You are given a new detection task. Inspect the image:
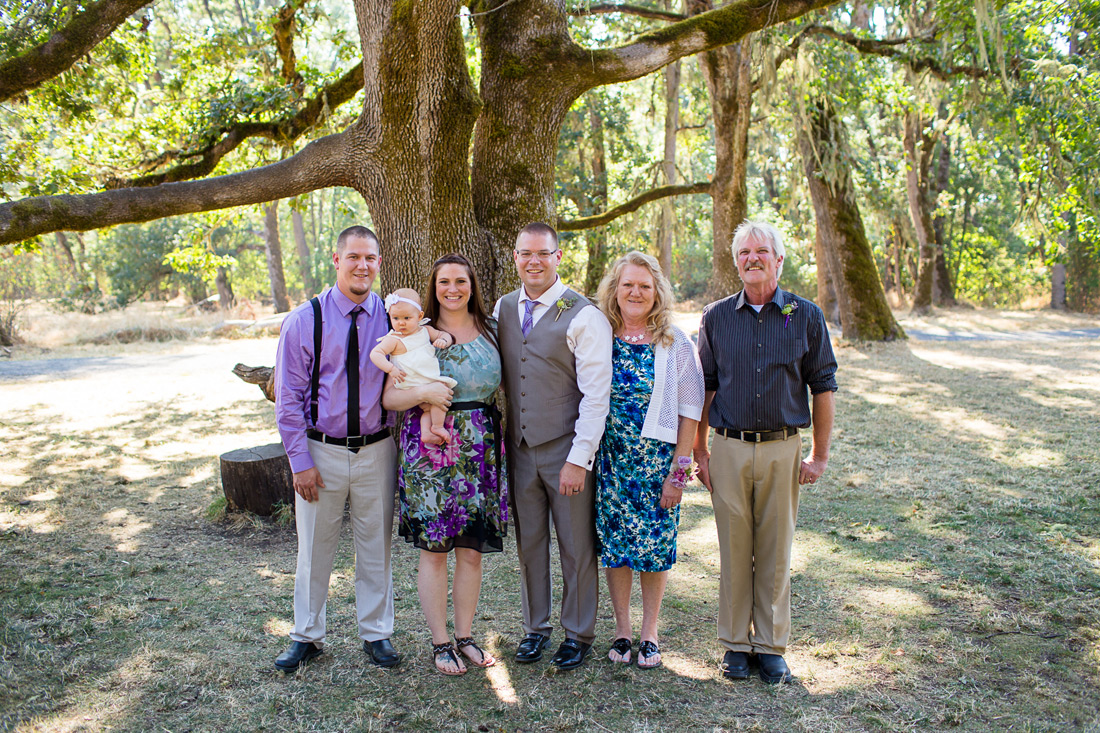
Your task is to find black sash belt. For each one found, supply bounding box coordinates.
[715,426,798,443]
[307,428,390,448]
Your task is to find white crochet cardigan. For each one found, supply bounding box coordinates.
[639,325,705,443]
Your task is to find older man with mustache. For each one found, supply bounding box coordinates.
[693,220,838,684]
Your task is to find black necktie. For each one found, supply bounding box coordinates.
[347,307,361,438]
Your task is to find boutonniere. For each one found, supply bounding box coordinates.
[554,297,577,321]
[781,301,799,328]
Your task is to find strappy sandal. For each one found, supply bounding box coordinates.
[608,637,632,664]
[455,636,496,668]
[432,641,467,676]
[637,640,662,669]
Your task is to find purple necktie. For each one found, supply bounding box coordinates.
[521,299,537,337]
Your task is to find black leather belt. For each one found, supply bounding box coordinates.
[307,428,390,448]
[715,426,798,443]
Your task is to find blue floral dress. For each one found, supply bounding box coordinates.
[398,333,507,553]
[596,338,678,572]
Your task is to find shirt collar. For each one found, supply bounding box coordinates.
[330,285,380,317]
[520,276,566,307]
[735,286,787,311]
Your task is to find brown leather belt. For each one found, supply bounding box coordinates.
[715,426,798,443]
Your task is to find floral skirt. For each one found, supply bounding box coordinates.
[398,404,507,553]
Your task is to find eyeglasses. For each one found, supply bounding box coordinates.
[515,249,559,261]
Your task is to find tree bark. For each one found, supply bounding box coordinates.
[797,96,904,341]
[1051,263,1067,310]
[931,131,956,306]
[657,56,680,279]
[583,101,610,296]
[814,228,840,325]
[905,110,936,314]
[0,0,155,103]
[692,11,751,299]
[291,204,316,298]
[263,201,292,313]
[219,443,294,515]
[216,265,235,310]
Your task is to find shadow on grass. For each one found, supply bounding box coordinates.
[2,338,1100,731]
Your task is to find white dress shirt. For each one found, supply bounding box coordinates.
[494,277,612,469]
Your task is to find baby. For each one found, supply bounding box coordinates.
[369,288,457,445]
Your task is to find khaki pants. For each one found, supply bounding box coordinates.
[290,437,397,645]
[709,431,801,655]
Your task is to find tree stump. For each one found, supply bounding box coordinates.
[220,443,294,516]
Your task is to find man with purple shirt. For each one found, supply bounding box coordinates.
[273,226,427,671]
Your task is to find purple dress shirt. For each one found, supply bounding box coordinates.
[275,286,390,473]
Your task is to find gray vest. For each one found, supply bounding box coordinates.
[499,287,593,447]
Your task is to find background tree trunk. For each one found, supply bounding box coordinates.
[694,25,751,299]
[905,110,936,314]
[291,203,316,298]
[262,200,292,313]
[583,101,610,296]
[1051,263,1067,310]
[931,131,957,305]
[215,265,235,310]
[798,96,904,341]
[657,57,680,279]
[814,228,840,325]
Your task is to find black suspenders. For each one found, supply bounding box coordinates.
[308,295,386,431]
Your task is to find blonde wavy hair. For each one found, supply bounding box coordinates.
[596,251,676,348]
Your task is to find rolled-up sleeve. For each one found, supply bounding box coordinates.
[275,309,315,473]
[803,308,838,395]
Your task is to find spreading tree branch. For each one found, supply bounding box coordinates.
[569,3,685,21]
[762,24,990,87]
[0,0,154,103]
[558,181,711,230]
[0,133,355,245]
[106,63,364,188]
[579,0,840,88]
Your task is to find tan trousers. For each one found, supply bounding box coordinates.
[291,437,397,645]
[509,433,599,645]
[710,431,801,655]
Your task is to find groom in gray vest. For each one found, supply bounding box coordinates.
[495,222,612,670]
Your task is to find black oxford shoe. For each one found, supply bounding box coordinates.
[274,641,322,672]
[365,638,401,667]
[721,650,751,680]
[549,639,591,670]
[515,633,551,663]
[757,653,793,684]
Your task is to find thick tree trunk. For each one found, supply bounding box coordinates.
[797,96,903,341]
[262,200,292,313]
[694,23,751,299]
[814,228,840,325]
[291,204,316,298]
[657,58,680,279]
[1051,263,1067,310]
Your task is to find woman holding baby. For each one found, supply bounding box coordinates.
[381,253,506,676]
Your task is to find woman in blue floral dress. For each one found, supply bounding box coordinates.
[595,252,705,669]
[382,254,506,676]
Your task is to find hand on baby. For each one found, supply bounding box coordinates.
[390,366,408,383]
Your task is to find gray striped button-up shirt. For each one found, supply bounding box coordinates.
[698,287,837,432]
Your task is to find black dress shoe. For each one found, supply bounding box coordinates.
[550,639,591,670]
[365,638,401,667]
[274,641,322,671]
[515,633,551,663]
[721,650,751,680]
[757,653,793,684]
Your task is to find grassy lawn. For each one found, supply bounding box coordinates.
[1,311,1098,731]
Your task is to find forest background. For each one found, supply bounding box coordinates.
[0,0,1097,338]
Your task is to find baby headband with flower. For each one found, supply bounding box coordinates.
[383,293,422,312]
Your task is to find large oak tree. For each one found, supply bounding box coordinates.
[0,0,837,298]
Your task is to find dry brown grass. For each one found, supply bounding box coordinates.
[1,307,1098,732]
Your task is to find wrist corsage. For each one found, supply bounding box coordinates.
[669,455,694,489]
